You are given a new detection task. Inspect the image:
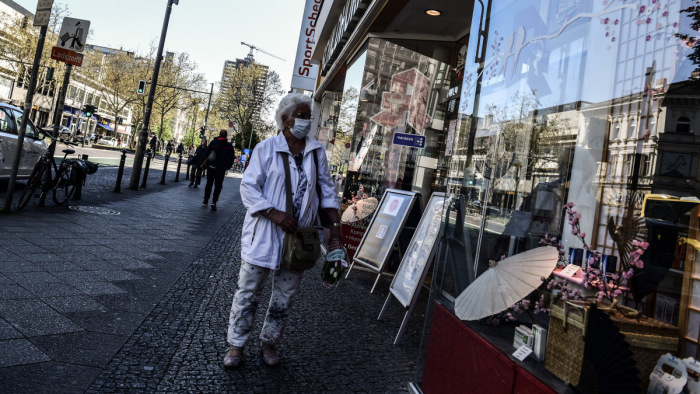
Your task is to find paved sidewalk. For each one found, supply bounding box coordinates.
[0,171,429,392]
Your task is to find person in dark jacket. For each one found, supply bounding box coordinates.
[176,142,184,156]
[149,135,158,156]
[189,139,207,188]
[201,130,235,211]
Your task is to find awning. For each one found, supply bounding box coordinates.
[97,123,114,131]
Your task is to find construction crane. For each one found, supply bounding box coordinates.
[241,42,286,62]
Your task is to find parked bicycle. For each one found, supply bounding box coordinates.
[17,132,97,210]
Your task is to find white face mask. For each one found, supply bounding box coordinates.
[289,118,311,139]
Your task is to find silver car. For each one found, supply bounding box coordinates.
[0,103,49,180]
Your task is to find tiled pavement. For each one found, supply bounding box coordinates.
[0,168,429,392]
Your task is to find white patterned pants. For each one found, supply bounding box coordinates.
[227,261,304,348]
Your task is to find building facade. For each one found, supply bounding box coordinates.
[304,0,700,391]
[219,54,269,132]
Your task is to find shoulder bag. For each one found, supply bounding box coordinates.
[280,151,321,271]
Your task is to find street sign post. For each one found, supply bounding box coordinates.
[56,17,90,53]
[37,0,54,9]
[392,132,426,148]
[33,0,53,27]
[50,46,83,67]
[33,10,51,27]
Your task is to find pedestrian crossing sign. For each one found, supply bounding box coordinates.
[56,17,90,53]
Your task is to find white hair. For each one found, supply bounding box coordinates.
[275,93,313,131]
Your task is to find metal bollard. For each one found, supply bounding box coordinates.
[160,153,170,185]
[113,150,128,193]
[175,154,182,182]
[141,151,152,188]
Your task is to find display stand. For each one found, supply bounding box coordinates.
[346,189,419,293]
[378,192,446,344]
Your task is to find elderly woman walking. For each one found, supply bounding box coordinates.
[224,93,343,368]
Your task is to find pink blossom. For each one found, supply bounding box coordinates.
[579,232,586,238]
[622,269,634,280]
[572,228,579,235]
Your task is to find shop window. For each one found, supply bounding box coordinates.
[419,2,700,392]
[677,117,691,133]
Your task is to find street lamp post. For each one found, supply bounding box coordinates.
[128,0,178,190]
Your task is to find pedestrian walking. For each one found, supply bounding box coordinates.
[200,130,234,211]
[149,135,158,156]
[189,139,207,188]
[223,93,342,369]
[176,142,184,156]
[166,141,173,156]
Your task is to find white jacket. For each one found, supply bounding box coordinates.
[240,132,339,269]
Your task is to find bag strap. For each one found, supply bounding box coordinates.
[282,153,294,217]
[312,149,321,201]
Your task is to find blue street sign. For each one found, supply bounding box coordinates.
[393,132,426,148]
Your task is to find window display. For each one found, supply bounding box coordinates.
[419,0,700,392]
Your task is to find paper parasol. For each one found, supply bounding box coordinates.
[454,246,559,321]
[341,197,378,223]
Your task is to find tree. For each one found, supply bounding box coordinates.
[677,4,700,77]
[214,64,284,139]
[153,52,204,140]
[0,4,71,110]
[330,87,359,171]
[232,121,251,153]
[95,50,140,141]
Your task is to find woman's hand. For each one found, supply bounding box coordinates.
[268,209,298,233]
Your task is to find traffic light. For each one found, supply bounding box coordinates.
[83,104,96,118]
[199,127,205,139]
[137,80,146,94]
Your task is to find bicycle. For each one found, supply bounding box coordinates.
[17,132,81,210]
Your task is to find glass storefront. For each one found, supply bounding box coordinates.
[336,39,451,207]
[415,0,700,391]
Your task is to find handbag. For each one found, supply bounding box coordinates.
[280,151,321,271]
[207,150,217,168]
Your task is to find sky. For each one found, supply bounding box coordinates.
[12,0,307,91]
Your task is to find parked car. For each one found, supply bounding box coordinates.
[468,200,502,217]
[41,125,71,138]
[97,136,117,146]
[0,103,49,180]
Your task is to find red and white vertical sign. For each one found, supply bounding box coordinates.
[290,0,321,92]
